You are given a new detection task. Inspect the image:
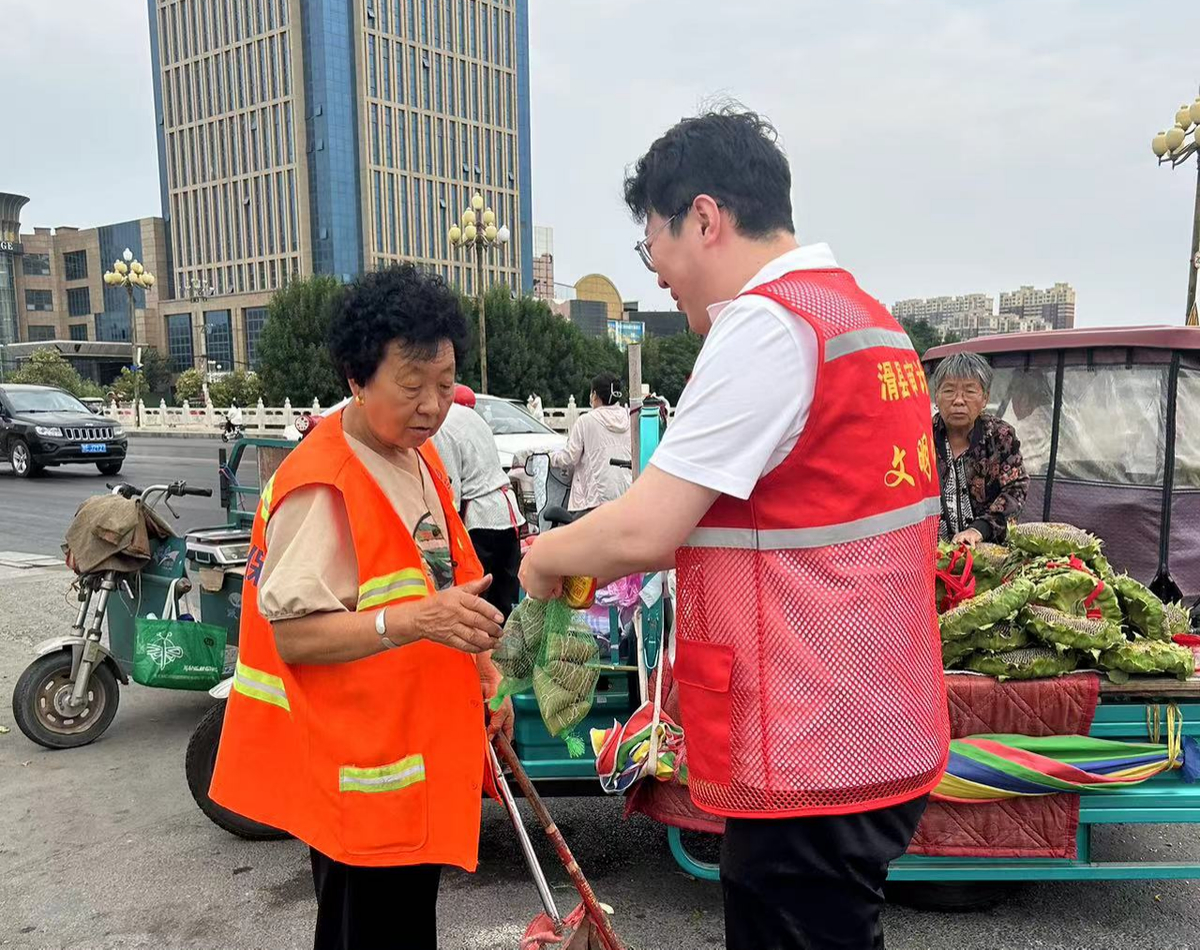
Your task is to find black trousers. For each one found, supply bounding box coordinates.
[721,795,928,950]
[468,526,521,621]
[310,849,443,950]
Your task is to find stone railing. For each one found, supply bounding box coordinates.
[104,392,671,436]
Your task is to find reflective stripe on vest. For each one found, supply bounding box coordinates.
[259,475,277,524]
[824,327,914,362]
[357,567,429,611]
[684,496,941,550]
[232,659,290,712]
[339,753,426,793]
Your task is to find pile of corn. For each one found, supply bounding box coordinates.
[936,523,1196,681]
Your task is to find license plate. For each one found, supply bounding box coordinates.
[81,443,107,454]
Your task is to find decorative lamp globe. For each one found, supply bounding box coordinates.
[484,224,497,242]
[1152,131,1169,157]
[122,248,133,263]
[143,273,155,288]
[1191,98,1200,126]
[1176,105,1194,129]
[496,225,510,245]
[448,224,462,245]
[462,209,476,227]
[471,193,484,211]
[482,209,496,226]
[463,224,477,243]
[115,260,129,275]
[1166,125,1186,151]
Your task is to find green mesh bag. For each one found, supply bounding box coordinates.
[1008,522,1102,560]
[942,619,1031,669]
[939,578,1034,641]
[491,596,548,696]
[1098,637,1196,682]
[1019,604,1125,653]
[1112,574,1168,642]
[1031,570,1122,624]
[1165,601,1193,638]
[962,646,1080,680]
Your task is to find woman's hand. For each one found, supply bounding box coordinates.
[404,576,505,654]
[952,528,984,549]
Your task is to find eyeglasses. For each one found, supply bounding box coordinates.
[634,212,680,272]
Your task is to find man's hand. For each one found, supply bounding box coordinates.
[518,540,563,601]
[403,576,505,654]
[952,528,984,549]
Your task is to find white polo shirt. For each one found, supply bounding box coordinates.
[649,244,838,500]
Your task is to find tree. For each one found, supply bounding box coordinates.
[9,348,103,398]
[174,368,207,404]
[255,275,348,405]
[110,347,173,404]
[900,319,958,358]
[642,332,703,405]
[209,370,264,407]
[457,287,626,405]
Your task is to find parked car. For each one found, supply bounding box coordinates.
[0,384,128,478]
[322,391,566,469]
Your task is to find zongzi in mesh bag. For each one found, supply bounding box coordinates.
[1098,637,1196,682]
[1019,604,1125,653]
[1008,522,1102,560]
[962,646,1080,680]
[939,578,1034,641]
[1031,569,1122,624]
[1112,574,1169,641]
[491,597,601,757]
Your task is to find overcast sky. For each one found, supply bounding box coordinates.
[3,0,1199,325]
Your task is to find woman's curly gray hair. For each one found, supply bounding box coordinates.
[929,352,993,396]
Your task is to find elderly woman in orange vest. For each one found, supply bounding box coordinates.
[210,264,511,950]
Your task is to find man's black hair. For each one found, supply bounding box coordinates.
[623,106,795,238]
[328,263,470,387]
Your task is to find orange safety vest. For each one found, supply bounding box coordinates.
[209,410,488,868]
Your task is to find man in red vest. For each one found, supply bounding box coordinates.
[521,108,950,949]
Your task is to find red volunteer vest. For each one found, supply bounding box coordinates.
[209,411,488,868]
[674,268,950,818]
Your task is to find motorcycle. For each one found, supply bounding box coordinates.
[219,412,245,443]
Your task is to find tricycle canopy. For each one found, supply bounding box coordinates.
[924,326,1200,603]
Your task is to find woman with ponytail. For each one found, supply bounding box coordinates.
[549,372,633,515]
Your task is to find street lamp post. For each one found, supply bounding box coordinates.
[1151,92,1200,323]
[103,248,155,427]
[189,278,216,377]
[448,192,510,394]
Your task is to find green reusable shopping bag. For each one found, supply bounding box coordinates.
[132,580,226,689]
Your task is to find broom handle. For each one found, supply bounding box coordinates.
[493,734,626,950]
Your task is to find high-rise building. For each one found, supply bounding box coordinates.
[999,283,1076,331]
[146,0,533,369]
[532,224,553,299]
[0,193,29,353]
[891,293,993,332]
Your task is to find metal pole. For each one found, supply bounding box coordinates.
[127,284,140,428]
[476,239,489,394]
[1187,153,1200,323]
[628,342,643,480]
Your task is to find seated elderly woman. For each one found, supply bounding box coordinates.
[931,351,1030,547]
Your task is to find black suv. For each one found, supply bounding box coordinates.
[0,384,128,478]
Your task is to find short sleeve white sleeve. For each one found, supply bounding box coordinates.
[648,299,817,500]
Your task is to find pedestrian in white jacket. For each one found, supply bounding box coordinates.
[552,373,632,514]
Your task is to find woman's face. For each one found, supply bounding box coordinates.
[353,339,456,449]
[935,376,987,430]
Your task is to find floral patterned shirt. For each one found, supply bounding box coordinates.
[933,412,1030,543]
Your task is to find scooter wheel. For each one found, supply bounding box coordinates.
[185,701,291,841]
[11,650,120,749]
